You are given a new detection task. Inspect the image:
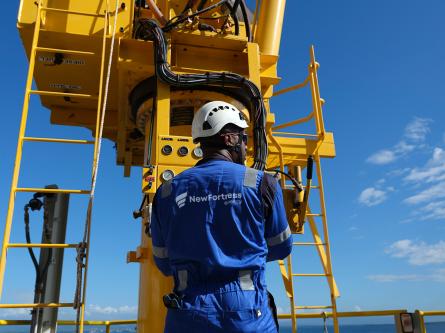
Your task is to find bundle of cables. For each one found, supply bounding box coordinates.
[134,19,268,170]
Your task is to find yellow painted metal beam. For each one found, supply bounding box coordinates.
[7,243,78,248]
[0,303,73,308]
[278,309,408,319]
[15,187,90,194]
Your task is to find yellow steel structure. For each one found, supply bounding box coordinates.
[2,0,344,332]
[0,0,116,332]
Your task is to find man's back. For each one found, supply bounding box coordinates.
[153,159,268,281]
[151,158,292,332]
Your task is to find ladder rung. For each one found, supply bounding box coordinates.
[292,273,329,277]
[16,188,91,195]
[23,137,95,144]
[40,7,106,18]
[7,243,78,249]
[0,303,73,309]
[29,90,97,99]
[293,242,325,246]
[295,305,333,310]
[306,213,323,217]
[35,46,95,56]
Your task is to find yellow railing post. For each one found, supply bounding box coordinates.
[0,0,44,298]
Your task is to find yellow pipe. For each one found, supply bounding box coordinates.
[0,0,44,299]
[0,319,137,325]
[15,188,90,194]
[35,47,96,55]
[40,7,106,17]
[278,309,408,319]
[0,303,73,309]
[254,0,286,56]
[272,113,314,131]
[421,311,445,316]
[272,131,318,137]
[287,255,297,333]
[273,76,310,97]
[8,243,78,248]
[29,90,96,99]
[23,137,95,144]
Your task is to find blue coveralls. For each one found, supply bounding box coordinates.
[151,159,292,332]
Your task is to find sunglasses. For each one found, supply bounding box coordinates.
[222,132,248,144]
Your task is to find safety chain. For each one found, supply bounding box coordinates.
[74,241,87,333]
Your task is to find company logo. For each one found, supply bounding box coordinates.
[175,192,242,209]
[175,192,188,208]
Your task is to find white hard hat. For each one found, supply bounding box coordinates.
[191,101,249,143]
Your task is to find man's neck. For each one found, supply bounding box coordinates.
[202,149,236,163]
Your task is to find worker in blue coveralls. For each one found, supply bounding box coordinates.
[150,100,292,332]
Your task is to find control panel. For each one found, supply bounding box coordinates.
[142,135,202,193]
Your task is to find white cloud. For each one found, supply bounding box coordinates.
[87,304,137,315]
[354,305,362,311]
[404,117,432,142]
[367,150,396,165]
[385,240,445,265]
[366,118,432,165]
[367,274,423,282]
[367,269,445,283]
[404,148,445,184]
[358,187,387,206]
[394,141,416,154]
[420,201,445,221]
[404,181,445,205]
[349,226,358,231]
[0,308,29,319]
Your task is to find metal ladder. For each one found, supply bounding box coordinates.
[279,159,340,333]
[0,1,111,332]
[270,47,340,333]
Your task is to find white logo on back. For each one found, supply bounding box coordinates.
[175,192,188,208]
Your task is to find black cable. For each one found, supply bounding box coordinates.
[197,0,208,10]
[238,0,251,41]
[224,1,239,36]
[24,205,40,283]
[136,19,268,169]
[266,169,303,192]
[163,0,228,32]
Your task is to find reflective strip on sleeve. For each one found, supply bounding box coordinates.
[161,180,172,198]
[243,168,258,188]
[239,270,255,291]
[266,226,291,247]
[177,270,188,291]
[152,245,169,259]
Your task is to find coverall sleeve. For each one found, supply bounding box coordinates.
[264,180,292,262]
[150,190,173,276]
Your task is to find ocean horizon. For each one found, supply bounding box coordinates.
[1,321,444,332]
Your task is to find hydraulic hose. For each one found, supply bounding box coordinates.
[138,19,268,170]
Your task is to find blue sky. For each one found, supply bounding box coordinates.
[0,0,444,326]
